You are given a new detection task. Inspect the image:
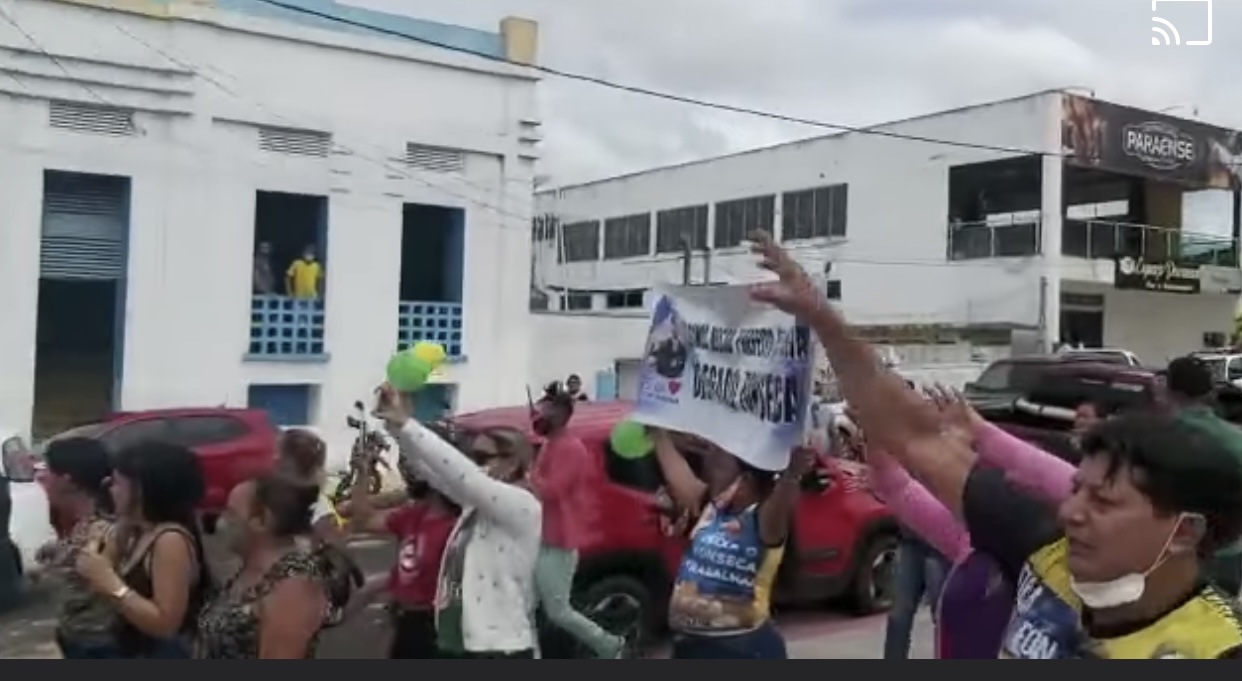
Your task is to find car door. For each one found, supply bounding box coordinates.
[787,459,856,598]
[166,415,252,512]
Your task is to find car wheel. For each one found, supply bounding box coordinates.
[850,533,898,615]
[547,574,651,658]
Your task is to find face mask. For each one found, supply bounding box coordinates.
[1069,513,1195,609]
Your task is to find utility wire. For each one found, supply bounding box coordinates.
[251,0,1060,159]
[0,2,112,104]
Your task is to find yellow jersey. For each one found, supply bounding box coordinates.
[1000,538,1242,659]
[287,258,321,299]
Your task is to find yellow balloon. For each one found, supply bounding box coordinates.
[412,341,447,367]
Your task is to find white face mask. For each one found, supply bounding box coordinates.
[1069,513,1195,609]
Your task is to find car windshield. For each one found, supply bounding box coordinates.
[973,362,1042,392]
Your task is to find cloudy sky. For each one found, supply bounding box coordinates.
[351,0,1235,191]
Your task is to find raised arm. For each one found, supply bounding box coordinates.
[748,231,976,516]
[975,421,1073,503]
[867,449,971,561]
[923,386,1075,505]
[651,429,708,512]
[387,419,539,535]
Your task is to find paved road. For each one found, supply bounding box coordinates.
[0,536,932,659]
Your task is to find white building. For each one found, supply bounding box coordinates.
[0,0,540,448]
[533,90,1242,396]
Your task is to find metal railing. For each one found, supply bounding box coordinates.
[947,218,1042,260]
[1061,219,1239,267]
[947,217,1239,267]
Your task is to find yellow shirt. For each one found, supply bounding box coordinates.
[1000,538,1242,659]
[287,259,321,299]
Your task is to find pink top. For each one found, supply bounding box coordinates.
[868,421,1075,561]
[530,431,601,550]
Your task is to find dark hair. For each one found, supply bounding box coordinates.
[479,426,535,477]
[252,473,319,538]
[1167,356,1214,400]
[44,437,114,513]
[541,382,576,417]
[567,374,582,382]
[110,441,212,647]
[1081,412,1242,555]
[279,429,327,479]
[737,457,778,498]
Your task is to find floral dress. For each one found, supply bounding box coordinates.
[194,551,325,659]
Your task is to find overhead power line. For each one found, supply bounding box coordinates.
[251,0,1058,159]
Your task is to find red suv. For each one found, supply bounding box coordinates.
[454,401,897,652]
[43,408,279,533]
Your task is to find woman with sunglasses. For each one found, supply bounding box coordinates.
[375,384,542,659]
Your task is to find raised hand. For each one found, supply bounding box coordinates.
[922,383,980,447]
[747,230,830,320]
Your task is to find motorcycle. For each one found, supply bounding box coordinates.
[332,400,391,504]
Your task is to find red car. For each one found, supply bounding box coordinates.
[453,401,898,652]
[43,408,279,534]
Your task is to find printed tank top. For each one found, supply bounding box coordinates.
[669,503,784,636]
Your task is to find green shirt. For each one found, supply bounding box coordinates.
[1177,407,1242,557]
[435,514,477,653]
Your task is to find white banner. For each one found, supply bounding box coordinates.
[630,283,814,471]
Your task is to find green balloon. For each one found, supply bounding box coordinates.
[610,420,653,459]
[387,351,432,392]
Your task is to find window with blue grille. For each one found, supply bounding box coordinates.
[247,384,317,426]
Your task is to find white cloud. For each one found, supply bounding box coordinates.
[347,0,1242,189]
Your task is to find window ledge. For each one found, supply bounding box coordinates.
[242,353,332,364]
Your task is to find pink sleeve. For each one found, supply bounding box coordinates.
[869,457,971,561]
[974,421,1074,503]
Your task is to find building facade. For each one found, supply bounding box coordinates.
[533,91,1242,395]
[0,0,540,444]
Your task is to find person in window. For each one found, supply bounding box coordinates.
[530,387,625,658]
[564,374,590,402]
[650,428,811,659]
[345,458,458,659]
[285,244,322,300]
[252,241,274,295]
[195,473,328,658]
[74,442,210,658]
[747,229,1242,659]
[376,385,542,659]
[37,438,117,658]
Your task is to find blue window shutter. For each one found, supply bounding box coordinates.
[594,370,617,400]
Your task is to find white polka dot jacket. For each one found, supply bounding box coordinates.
[388,420,543,653]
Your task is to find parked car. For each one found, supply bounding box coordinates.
[452,401,898,656]
[1056,347,1144,367]
[43,408,279,534]
[1190,351,1242,387]
[969,359,1161,462]
[0,426,55,612]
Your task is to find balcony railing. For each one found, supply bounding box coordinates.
[947,219,1042,261]
[1061,219,1239,267]
[397,301,464,359]
[249,295,326,359]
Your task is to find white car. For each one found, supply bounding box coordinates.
[0,428,56,578]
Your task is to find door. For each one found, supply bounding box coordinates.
[41,173,128,280]
[615,359,642,400]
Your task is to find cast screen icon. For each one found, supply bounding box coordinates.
[1152,0,1212,46]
